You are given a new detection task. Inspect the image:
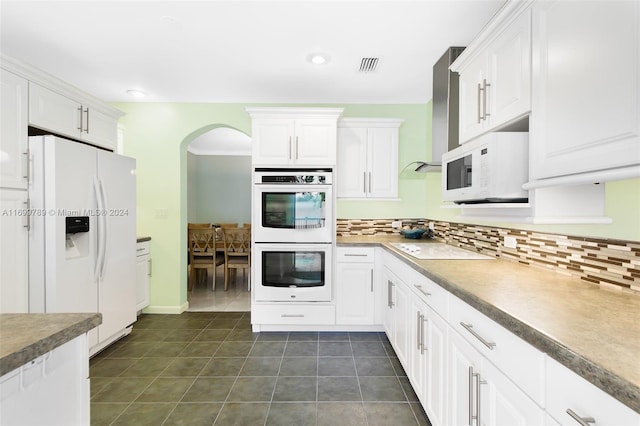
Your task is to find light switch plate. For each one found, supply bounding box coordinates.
[391,221,402,228]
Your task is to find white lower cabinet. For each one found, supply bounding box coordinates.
[382,265,410,368]
[135,240,151,312]
[335,247,375,325]
[0,334,89,425]
[448,326,545,426]
[409,295,448,426]
[545,356,640,426]
[379,249,639,426]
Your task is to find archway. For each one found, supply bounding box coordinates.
[181,124,252,311]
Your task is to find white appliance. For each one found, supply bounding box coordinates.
[28,135,137,355]
[253,243,332,302]
[442,132,529,204]
[253,168,333,243]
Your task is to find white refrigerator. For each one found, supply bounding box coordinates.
[29,135,137,355]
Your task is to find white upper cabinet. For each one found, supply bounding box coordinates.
[529,0,640,181]
[337,118,403,199]
[454,4,532,144]
[247,107,343,166]
[29,83,119,151]
[1,69,29,190]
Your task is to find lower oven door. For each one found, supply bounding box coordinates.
[254,243,332,302]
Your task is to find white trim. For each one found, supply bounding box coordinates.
[142,302,189,315]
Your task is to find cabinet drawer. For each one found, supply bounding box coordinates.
[252,304,336,325]
[136,241,150,257]
[336,247,375,262]
[405,267,448,321]
[545,356,639,426]
[449,294,545,406]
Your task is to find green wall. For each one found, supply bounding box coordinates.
[114,101,639,313]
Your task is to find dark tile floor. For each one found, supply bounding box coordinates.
[90,312,431,426]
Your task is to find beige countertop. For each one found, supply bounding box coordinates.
[0,313,102,376]
[337,235,640,413]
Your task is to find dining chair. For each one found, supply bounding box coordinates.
[217,223,239,229]
[221,227,251,291]
[188,227,224,291]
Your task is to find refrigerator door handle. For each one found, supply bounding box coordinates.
[98,178,109,281]
[93,177,104,282]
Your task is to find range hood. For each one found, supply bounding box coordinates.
[420,47,466,172]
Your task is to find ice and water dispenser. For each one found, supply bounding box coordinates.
[65,216,89,259]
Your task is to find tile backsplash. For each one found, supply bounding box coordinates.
[337,218,640,294]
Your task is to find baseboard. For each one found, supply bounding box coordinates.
[142,302,189,315]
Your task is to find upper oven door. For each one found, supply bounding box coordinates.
[253,184,333,243]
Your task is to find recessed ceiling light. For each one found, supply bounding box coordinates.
[308,53,329,65]
[126,89,146,98]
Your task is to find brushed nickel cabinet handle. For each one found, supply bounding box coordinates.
[468,366,474,426]
[23,199,30,231]
[344,253,368,257]
[483,79,491,119]
[368,172,372,193]
[421,316,428,354]
[77,106,83,131]
[282,314,304,318]
[477,83,482,124]
[148,258,152,277]
[288,137,292,160]
[363,172,367,193]
[460,322,496,350]
[23,149,30,181]
[84,107,90,133]
[416,311,422,350]
[566,409,596,426]
[413,284,432,297]
[370,269,374,293]
[295,136,299,160]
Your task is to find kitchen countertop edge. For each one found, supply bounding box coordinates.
[337,236,640,414]
[0,313,102,376]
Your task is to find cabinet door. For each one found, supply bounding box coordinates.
[294,119,337,165]
[81,107,117,151]
[337,127,367,198]
[481,359,545,426]
[1,70,28,190]
[530,0,640,179]
[425,307,448,426]
[393,279,411,369]
[448,328,482,426]
[367,127,398,198]
[135,255,150,311]
[487,9,531,129]
[251,119,294,165]
[29,82,82,139]
[335,262,374,324]
[382,267,397,341]
[458,54,489,143]
[408,299,428,403]
[0,189,29,313]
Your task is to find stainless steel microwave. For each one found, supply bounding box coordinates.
[441,133,529,204]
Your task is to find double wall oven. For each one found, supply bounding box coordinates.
[253,168,333,302]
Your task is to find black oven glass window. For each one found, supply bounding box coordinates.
[446,154,473,190]
[262,251,325,287]
[262,192,326,229]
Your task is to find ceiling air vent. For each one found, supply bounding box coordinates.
[359,57,379,73]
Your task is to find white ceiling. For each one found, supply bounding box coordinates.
[0,0,505,104]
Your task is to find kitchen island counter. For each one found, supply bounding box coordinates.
[0,313,102,375]
[337,235,640,413]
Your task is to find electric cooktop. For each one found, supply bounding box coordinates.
[390,243,495,260]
